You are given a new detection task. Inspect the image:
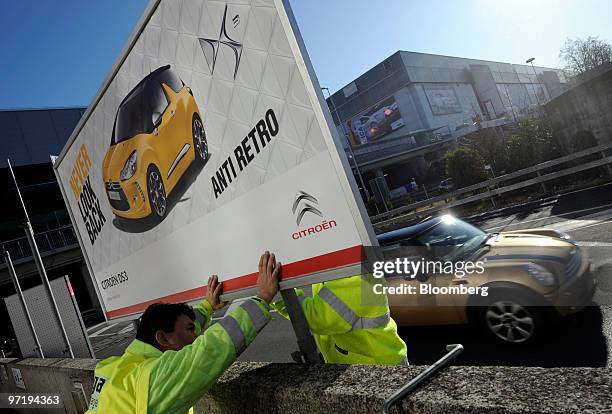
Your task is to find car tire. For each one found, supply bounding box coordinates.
[469,290,549,345]
[147,165,167,219]
[192,113,208,163]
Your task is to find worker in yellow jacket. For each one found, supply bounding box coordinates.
[273,275,407,365]
[86,251,280,414]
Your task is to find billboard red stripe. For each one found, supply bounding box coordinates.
[106,245,363,319]
[106,286,207,319]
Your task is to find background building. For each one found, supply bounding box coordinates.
[0,107,105,344]
[326,51,568,200]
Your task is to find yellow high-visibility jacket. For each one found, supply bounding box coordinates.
[273,275,407,365]
[86,297,270,413]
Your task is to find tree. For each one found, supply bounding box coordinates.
[445,147,487,188]
[559,36,612,75]
[424,158,446,183]
[460,128,503,166]
[505,117,563,171]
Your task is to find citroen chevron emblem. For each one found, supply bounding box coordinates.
[199,5,243,80]
[292,191,323,225]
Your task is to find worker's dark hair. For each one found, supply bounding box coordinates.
[135,302,196,350]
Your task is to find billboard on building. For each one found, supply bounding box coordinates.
[424,86,462,115]
[54,0,374,319]
[345,96,405,146]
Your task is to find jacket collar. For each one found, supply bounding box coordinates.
[125,339,163,358]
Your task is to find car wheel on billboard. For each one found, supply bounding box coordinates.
[147,165,167,219]
[192,114,208,163]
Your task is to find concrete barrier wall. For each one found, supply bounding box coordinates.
[546,66,612,148]
[1,358,611,413]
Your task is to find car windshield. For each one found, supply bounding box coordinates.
[415,216,487,261]
[113,83,149,145]
[113,80,168,145]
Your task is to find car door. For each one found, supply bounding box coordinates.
[419,224,474,325]
[428,270,466,325]
[148,82,179,187]
[382,242,438,326]
[157,70,191,187]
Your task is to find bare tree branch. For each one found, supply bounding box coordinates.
[559,36,612,76]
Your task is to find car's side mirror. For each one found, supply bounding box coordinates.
[152,112,162,128]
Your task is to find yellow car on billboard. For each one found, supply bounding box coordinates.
[103,65,208,220]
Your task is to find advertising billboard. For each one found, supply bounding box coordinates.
[345,95,405,146]
[54,0,375,319]
[423,85,462,115]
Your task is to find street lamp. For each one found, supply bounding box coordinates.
[525,57,542,110]
[322,87,371,200]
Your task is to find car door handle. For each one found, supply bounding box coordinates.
[170,109,175,117]
[451,278,468,285]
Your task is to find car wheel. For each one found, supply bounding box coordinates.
[147,165,167,218]
[484,300,540,343]
[470,291,547,345]
[192,114,208,162]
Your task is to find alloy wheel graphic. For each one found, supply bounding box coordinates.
[199,5,243,79]
[193,116,208,160]
[148,168,167,217]
[292,191,323,225]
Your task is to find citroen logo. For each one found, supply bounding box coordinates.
[199,5,243,80]
[292,191,323,225]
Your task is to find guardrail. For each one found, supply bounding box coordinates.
[372,143,612,231]
[0,226,79,264]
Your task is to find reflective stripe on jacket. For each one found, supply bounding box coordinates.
[273,275,407,365]
[86,298,270,413]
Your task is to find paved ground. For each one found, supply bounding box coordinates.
[89,184,612,367]
[87,319,138,359]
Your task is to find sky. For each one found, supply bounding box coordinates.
[1,0,611,109]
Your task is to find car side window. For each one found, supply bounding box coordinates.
[381,241,426,261]
[157,69,183,93]
[149,85,169,118]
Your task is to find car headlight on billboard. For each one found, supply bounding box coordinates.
[120,151,137,181]
[525,263,557,287]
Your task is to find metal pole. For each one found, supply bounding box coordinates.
[382,344,464,414]
[528,60,542,110]
[3,249,44,358]
[323,88,371,200]
[280,289,323,364]
[7,159,31,223]
[64,275,96,358]
[8,159,75,358]
[23,222,75,358]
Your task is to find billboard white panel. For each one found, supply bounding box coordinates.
[54,0,374,318]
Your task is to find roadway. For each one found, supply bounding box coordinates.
[89,183,612,367]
